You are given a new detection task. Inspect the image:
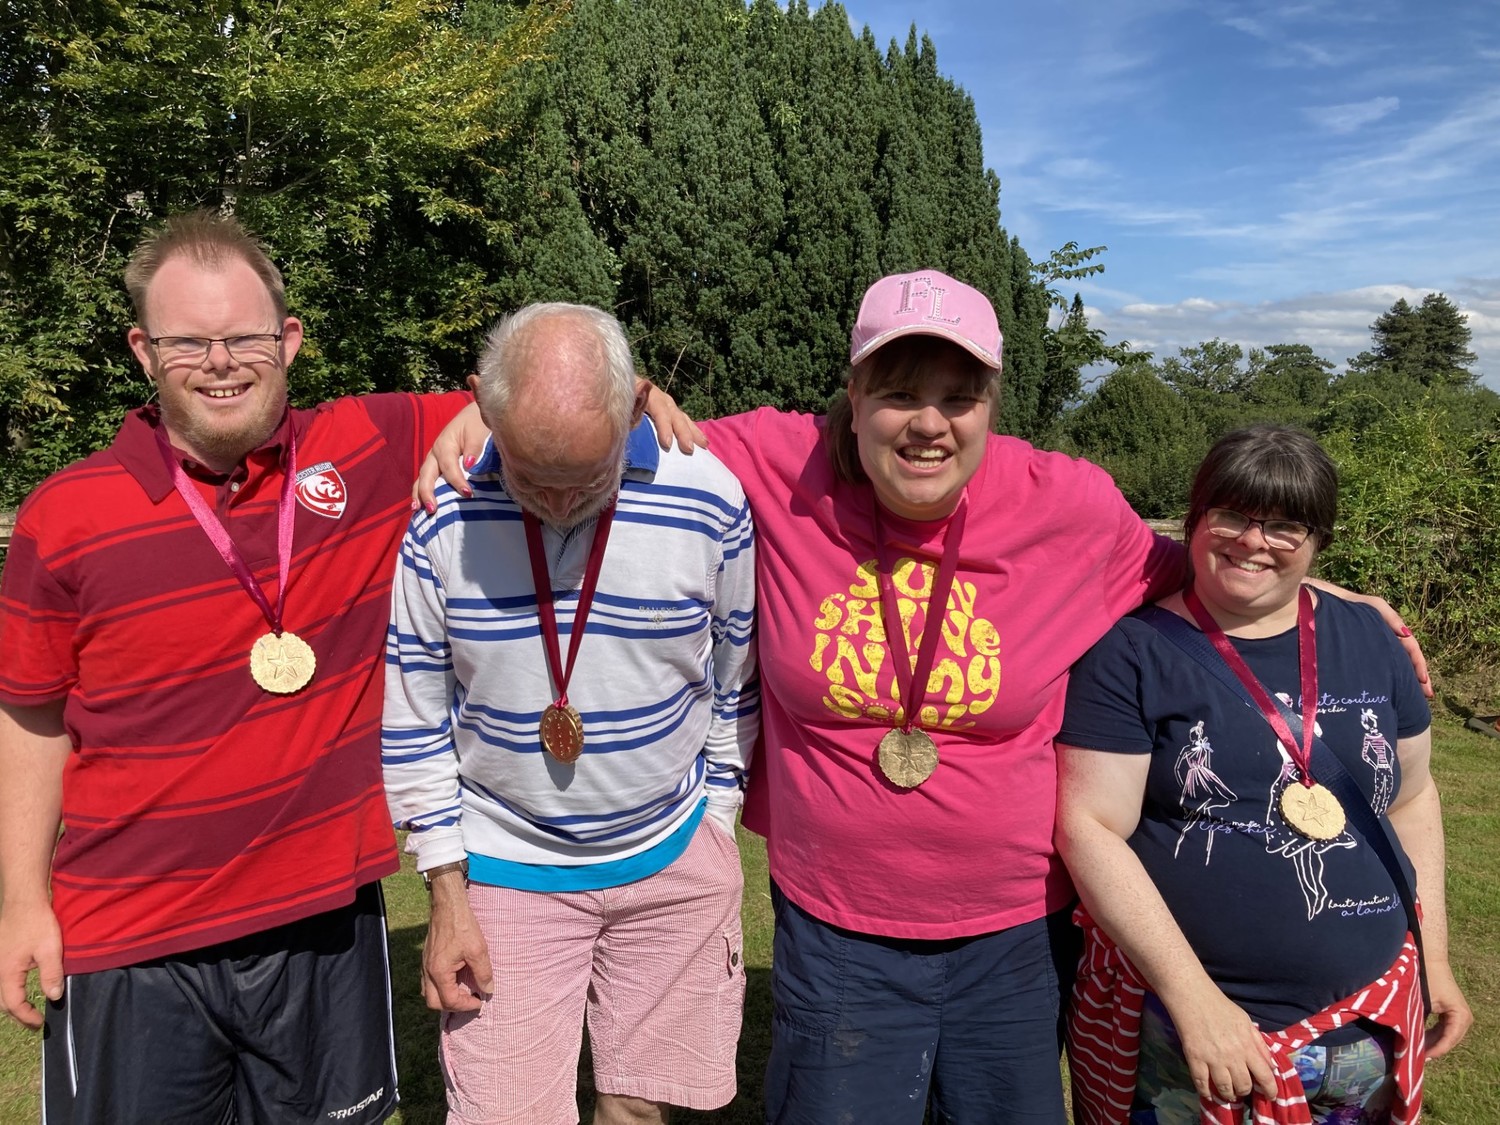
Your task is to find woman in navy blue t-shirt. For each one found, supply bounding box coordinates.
[1056,425,1470,1124]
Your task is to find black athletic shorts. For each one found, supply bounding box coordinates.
[41,881,397,1125]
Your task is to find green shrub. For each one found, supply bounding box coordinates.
[1319,401,1500,671]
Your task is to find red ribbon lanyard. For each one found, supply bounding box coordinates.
[1184,585,1319,788]
[154,424,297,636]
[872,496,969,734]
[523,503,617,710]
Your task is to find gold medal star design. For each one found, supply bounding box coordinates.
[251,632,315,693]
[1303,790,1334,826]
[263,638,306,684]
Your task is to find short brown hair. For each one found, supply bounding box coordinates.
[1186,424,1338,550]
[825,336,999,484]
[124,210,288,329]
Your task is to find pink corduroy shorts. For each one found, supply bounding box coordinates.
[440,819,746,1124]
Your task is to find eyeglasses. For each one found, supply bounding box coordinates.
[148,333,283,365]
[1204,507,1313,550]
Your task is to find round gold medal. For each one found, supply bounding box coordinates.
[249,630,316,694]
[1280,782,1346,840]
[877,728,938,789]
[540,703,585,764]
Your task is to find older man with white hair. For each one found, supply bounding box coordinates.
[382,302,758,1125]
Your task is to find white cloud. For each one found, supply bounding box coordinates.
[1298,88,1500,202]
[1039,157,1112,182]
[1091,282,1500,387]
[1304,96,1399,133]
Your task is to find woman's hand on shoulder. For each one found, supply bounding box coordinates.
[640,380,708,454]
[1303,579,1431,698]
[415,400,488,513]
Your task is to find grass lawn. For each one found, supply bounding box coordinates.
[1,715,1494,1122]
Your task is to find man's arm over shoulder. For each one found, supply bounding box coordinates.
[0,699,70,1029]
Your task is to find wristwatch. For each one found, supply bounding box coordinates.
[420,860,469,890]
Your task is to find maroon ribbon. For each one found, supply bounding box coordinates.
[1184,585,1319,788]
[872,496,969,733]
[523,504,617,712]
[154,424,297,636]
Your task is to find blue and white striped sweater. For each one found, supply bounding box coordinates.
[382,424,759,878]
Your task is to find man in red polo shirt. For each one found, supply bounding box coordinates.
[0,211,470,1123]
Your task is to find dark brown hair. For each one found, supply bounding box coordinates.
[825,336,999,484]
[1186,424,1338,550]
[124,210,288,328]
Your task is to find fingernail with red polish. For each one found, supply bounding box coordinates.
[463,455,476,470]
[425,502,436,515]
[1399,626,1413,637]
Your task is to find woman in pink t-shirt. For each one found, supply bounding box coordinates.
[421,277,1424,1125]
[693,271,1184,1124]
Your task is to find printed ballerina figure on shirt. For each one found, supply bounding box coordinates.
[1360,708,1395,816]
[1264,693,1355,920]
[1173,720,1237,863]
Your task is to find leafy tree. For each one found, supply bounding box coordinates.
[1347,292,1478,389]
[0,0,564,506]
[1240,344,1333,427]
[1324,293,1489,436]
[742,0,885,413]
[1031,244,1139,441]
[1160,339,1250,399]
[492,2,1055,427]
[1321,408,1500,666]
[1063,360,1207,517]
[2,0,1070,508]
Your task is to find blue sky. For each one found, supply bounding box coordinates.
[838,0,1500,387]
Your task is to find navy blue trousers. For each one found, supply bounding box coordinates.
[764,880,1077,1125]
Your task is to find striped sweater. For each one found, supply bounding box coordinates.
[381,423,758,882]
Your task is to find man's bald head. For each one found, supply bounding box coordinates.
[471,304,642,527]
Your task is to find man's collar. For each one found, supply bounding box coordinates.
[109,405,294,502]
[622,417,661,475]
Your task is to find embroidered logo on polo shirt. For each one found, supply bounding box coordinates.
[295,461,347,519]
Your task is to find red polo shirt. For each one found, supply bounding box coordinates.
[0,391,467,973]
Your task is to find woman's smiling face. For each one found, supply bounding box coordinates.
[849,363,992,522]
[1188,508,1318,633]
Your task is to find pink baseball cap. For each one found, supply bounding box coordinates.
[849,269,1002,370]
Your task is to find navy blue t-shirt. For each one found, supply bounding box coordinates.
[1059,592,1430,1033]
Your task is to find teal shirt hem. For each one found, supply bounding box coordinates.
[467,800,705,892]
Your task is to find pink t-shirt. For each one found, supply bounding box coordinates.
[702,408,1183,939]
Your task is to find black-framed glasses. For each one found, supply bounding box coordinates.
[147,333,283,365]
[1205,507,1313,550]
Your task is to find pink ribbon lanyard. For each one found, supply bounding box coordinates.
[154,425,297,635]
[523,503,617,710]
[872,496,968,734]
[1184,585,1319,787]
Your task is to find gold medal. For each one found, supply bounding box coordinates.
[540,703,584,764]
[249,630,316,694]
[878,728,938,789]
[1280,782,1346,840]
